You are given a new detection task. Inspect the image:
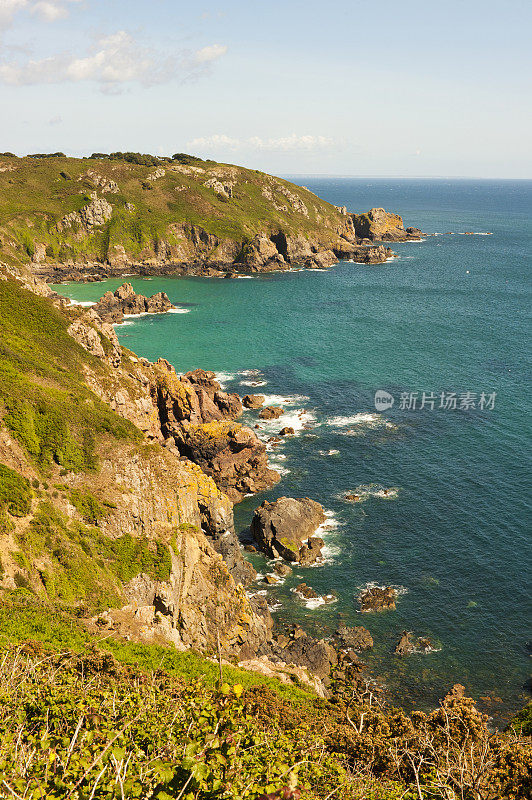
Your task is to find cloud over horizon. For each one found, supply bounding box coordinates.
[0,29,228,89]
[188,133,334,152]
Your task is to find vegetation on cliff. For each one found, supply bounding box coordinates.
[0,152,350,272]
[0,598,529,799]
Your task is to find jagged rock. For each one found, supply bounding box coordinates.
[242,394,265,409]
[273,562,292,577]
[294,582,318,599]
[67,320,105,359]
[283,636,337,679]
[394,631,414,656]
[264,574,280,585]
[394,631,432,655]
[79,196,113,228]
[31,243,46,263]
[359,586,396,612]
[251,496,326,563]
[306,249,338,269]
[259,406,284,420]
[335,623,374,651]
[279,426,295,436]
[172,421,279,503]
[84,170,119,194]
[351,208,422,242]
[93,283,174,323]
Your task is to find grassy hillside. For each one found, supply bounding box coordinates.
[0,276,137,473]
[1,596,529,799]
[0,153,347,269]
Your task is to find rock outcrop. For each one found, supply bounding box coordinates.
[242,394,265,409]
[251,497,326,564]
[93,282,174,323]
[358,586,397,612]
[334,623,374,651]
[351,208,422,242]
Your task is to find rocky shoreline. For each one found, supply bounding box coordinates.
[0,198,430,699]
[27,207,419,284]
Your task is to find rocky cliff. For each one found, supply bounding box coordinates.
[0,270,274,664]
[0,153,404,280]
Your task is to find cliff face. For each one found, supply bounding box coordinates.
[0,272,272,659]
[0,154,396,277]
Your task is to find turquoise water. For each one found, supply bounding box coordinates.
[54,179,532,724]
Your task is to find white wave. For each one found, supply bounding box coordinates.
[327,413,398,433]
[214,371,237,387]
[357,581,409,596]
[167,307,191,314]
[342,484,399,503]
[291,587,337,609]
[239,369,263,377]
[457,232,493,236]
[396,238,427,244]
[240,380,268,387]
[318,449,340,456]
[69,299,96,307]
[260,393,310,406]
[327,413,381,426]
[259,408,316,437]
[116,319,134,327]
[315,511,342,536]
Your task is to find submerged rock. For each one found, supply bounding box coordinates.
[251,496,326,563]
[358,585,396,612]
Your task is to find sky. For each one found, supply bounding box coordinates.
[0,0,531,177]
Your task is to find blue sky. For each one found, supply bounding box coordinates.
[1,0,530,177]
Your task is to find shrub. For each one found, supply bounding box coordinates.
[0,464,32,516]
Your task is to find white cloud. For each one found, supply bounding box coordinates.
[192,43,227,64]
[0,0,28,30]
[0,30,228,88]
[188,134,334,152]
[0,0,80,28]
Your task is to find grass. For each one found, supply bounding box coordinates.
[0,154,345,268]
[0,278,139,473]
[14,502,174,610]
[0,463,32,516]
[0,595,316,705]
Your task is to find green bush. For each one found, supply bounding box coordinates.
[0,463,32,516]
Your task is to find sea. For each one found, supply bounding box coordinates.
[53,178,532,725]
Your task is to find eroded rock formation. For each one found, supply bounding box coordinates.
[251,497,326,564]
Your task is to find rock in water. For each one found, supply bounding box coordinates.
[251,496,326,563]
[358,585,396,612]
[394,630,414,656]
[279,426,295,436]
[351,207,423,242]
[93,282,174,323]
[242,394,265,409]
[335,623,374,650]
[259,406,284,420]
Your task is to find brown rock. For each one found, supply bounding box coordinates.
[335,623,374,650]
[295,582,318,599]
[279,426,295,436]
[351,208,422,242]
[394,630,414,656]
[242,394,265,409]
[251,496,326,562]
[359,586,396,612]
[259,406,284,420]
[273,562,292,577]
